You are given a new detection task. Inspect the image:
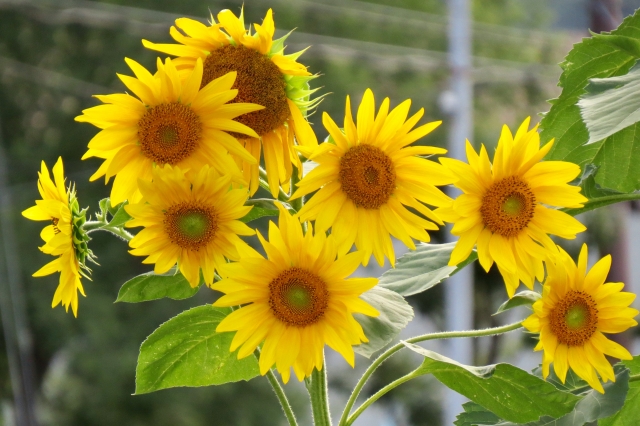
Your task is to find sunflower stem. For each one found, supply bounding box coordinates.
[290,167,303,213]
[629,373,640,383]
[266,369,300,426]
[84,220,133,242]
[338,321,524,426]
[307,357,332,426]
[252,347,299,426]
[258,166,289,202]
[345,369,422,426]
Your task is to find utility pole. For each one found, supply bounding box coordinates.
[0,119,39,426]
[444,0,474,425]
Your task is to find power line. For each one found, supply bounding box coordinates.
[0,0,561,83]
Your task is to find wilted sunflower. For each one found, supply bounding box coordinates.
[213,204,378,383]
[76,57,262,205]
[125,165,255,287]
[291,89,453,267]
[143,8,320,197]
[436,118,587,297]
[22,158,93,317]
[523,244,638,393]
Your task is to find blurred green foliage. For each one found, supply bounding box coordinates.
[0,0,570,425]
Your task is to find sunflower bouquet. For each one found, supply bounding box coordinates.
[22,6,640,426]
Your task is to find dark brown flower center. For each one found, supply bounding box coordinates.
[339,144,396,209]
[203,44,290,138]
[480,176,536,237]
[163,202,218,250]
[268,267,328,327]
[138,103,202,165]
[549,290,599,346]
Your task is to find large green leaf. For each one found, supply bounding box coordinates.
[578,62,640,144]
[404,343,580,423]
[353,286,414,358]
[456,365,631,426]
[540,10,640,193]
[378,242,477,296]
[135,305,259,394]
[116,268,200,303]
[240,199,295,222]
[600,356,640,426]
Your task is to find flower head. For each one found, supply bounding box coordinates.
[76,56,263,205]
[212,204,378,383]
[143,8,321,197]
[523,244,638,393]
[125,164,255,287]
[437,118,588,297]
[22,158,93,317]
[291,89,453,266]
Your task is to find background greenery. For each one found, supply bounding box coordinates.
[0,1,632,425]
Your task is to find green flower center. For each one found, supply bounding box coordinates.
[159,125,179,147]
[480,176,536,237]
[178,212,210,240]
[549,290,599,346]
[269,267,329,327]
[164,202,218,250]
[502,195,524,216]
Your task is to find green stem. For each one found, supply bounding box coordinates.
[253,347,299,426]
[86,224,133,242]
[289,166,303,213]
[630,373,640,383]
[307,357,332,426]
[266,369,299,426]
[345,370,422,426]
[258,167,289,202]
[338,321,523,426]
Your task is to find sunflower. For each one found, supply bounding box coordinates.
[290,89,453,267]
[212,204,379,383]
[142,8,320,197]
[125,164,255,287]
[76,56,263,205]
[523,244,638,393]
[22,158,93,317]
[436,118,588,297]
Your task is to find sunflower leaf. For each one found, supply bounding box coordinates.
[116,268,201,303]
[135,305,259,394]
[493,291,540,316]
[599,356,640,426]
[455,365,631,425]
[378,242,477,296]
[561,165,640,216]
[404,342,580,423]
[353,286,413,358]
[578,61,640,144]
[539,9,640,193]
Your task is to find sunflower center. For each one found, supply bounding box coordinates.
[268,267,329,327]
[549,290,599,346]
[339,144,396,209]
[163,202,218,250]
[138,103,202,165]
[480,176,536,237]
[202,45,290,138]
